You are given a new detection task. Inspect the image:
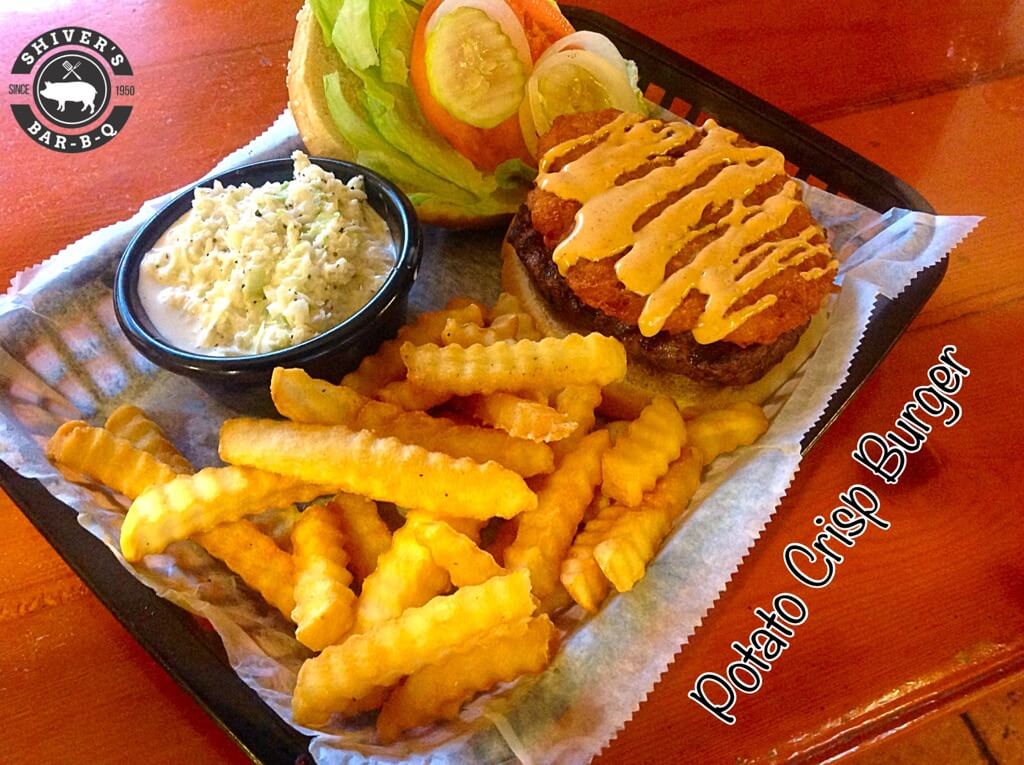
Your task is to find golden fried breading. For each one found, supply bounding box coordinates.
[535,108,623,160]
[563,214,834,347]
[526,110,836,349]
[526,187,580,251]
[528,109,623,251]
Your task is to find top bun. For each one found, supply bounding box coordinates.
[287,3,354,161]
[287,3,511,230]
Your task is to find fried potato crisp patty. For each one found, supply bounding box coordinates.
[527,109,836,348]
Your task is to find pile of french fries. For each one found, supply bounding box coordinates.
[45,294,769,741]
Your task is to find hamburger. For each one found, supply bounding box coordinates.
[502,108,839,416]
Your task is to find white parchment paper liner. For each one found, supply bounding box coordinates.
[0,109,980,764]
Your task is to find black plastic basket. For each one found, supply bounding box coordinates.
[1,7,944,764]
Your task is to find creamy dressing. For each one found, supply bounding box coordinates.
[138,151,395,356]
[139,212,210,351]
[536,112,837,343]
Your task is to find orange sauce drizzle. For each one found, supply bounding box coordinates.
[536,112,837,343]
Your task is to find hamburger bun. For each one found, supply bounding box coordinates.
[287,2,512,230]
[501,236,829,418]
[287,3,353,161]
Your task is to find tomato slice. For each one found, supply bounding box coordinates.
[411,0,573,172]
[505,0,576,59]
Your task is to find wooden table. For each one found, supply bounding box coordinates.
[1,1,1021,762]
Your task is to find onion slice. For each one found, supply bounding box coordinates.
[526,48,639,138]
[535,30,630,72]
[519,96,540,158]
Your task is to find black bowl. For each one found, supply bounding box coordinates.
[114,156,422,414]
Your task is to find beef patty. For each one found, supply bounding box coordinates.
[508,207,807,386]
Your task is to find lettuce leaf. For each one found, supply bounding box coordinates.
[333,0,379,70]
[323,71,478,204]
[624,58,653,116]
[310,0,344,41]
[343,1,499,190]
[358,77,498,197]
[311,0,527,219]
[494,158,537,189]
[377,0,414,85]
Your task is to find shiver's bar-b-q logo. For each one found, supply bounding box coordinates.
[8,27,134,153]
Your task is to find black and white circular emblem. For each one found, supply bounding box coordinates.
[8,27,134,153]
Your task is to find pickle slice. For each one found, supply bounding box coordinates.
[426,6,527,129]
[537,62,612,118]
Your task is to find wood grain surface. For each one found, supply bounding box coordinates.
[1,1,1021,763]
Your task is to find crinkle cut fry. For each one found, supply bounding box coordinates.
[355,399,555,477]
[341,303,485,395]
[104,404,193,473]
[195,520,296,619]
[686,401,769,465]
[489,292,523,321]
[376,379,452,411]
[292,570,536,726]
[46,421,178,501]
[120,464,336,561]
[270,369,554,476]
[340,337,407,397]
[271,367,365,425]
[602,396,686,506]
[462,392,577,442]
[327,493,391,582]
[594,448,703,593]
[504,430,610,599]
[410,513,504,587]
[489,292,542,339]
[441,312,519,347]
[376,615,554,742]
[353,520,451,634]
[353,515,480,633]
[290,502,358,650]
[103,406,298,618]
[514,315,543,340]
[560,499,625,612]
[555,385,602,433]
[219,418,537,520]
[551,384,603,459]
[401,333,627,396]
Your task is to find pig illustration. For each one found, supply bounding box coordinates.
[39,81,97,114]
